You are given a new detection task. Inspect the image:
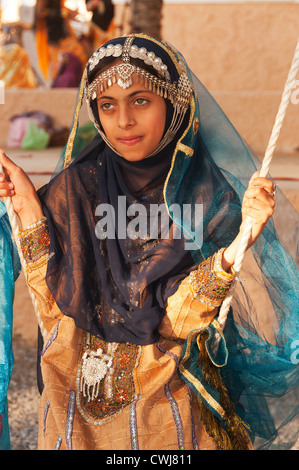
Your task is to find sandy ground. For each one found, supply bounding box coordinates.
[5,147,299,450]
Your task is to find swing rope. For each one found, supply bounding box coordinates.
[217,39,299,330]
[1,41,299,337]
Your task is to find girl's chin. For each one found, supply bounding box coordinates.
[116,148,151,161]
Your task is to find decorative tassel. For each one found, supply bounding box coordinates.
[196,332,254,450]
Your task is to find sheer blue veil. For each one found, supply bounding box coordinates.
[0,201,21,449]
[165,44,299,450]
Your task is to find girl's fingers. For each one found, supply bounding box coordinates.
[0,181,14,190]
[245,185,276,203]
[0,149,19,178]
[0,167,15,196]
[243,200,274,215]
[0,186,15,197]
[248,175,275,195]
[244,191,275,209]
[243,197,274,220]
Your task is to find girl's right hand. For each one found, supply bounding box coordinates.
[0,149,44,226]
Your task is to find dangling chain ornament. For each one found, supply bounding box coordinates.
[80,339,116,402]
[86,36,192,108]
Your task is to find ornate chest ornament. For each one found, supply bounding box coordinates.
[77,333,141,425]
[80,346,114,402]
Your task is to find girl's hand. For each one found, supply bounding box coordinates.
[222,171,275,272]
[241,171,276,247]
[0,150,44,227]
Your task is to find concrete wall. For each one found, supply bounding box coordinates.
[161,2,299,154]
[1,2,299,154]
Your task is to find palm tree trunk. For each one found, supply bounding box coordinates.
[130,0,163,40]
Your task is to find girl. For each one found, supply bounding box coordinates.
[0,34,298,450]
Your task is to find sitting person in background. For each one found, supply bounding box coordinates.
[0,26,38,88]
[35,0,87,85]
[86,0,116,51]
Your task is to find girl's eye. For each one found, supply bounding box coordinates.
[134,98,149,106]
[100,102,114,111]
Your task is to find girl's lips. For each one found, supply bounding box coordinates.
[118,136,144,146]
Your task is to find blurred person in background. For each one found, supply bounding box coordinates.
[86,0,115,52]
[0,23,38,88]
[35,0,87,86]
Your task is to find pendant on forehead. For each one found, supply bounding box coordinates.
[116,63,135,89]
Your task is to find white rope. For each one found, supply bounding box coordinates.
[217,39,299,330]
[0,163,47,338]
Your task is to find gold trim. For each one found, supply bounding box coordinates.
[162,94,204,256]
[133,345,143,397]
[63,66,88,170]
[193,117,199,134]
[178,329,226,419]
[25,253,49,273]
[181,367,226,419]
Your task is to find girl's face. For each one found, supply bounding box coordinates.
[97,76,167,161]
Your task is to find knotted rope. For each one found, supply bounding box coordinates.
[217,39,299,330]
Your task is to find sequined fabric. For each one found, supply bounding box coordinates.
[189,248,234,307]
[77,336,141,424]
[19,220,50,265]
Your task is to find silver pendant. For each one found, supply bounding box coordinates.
[80,347,113,402]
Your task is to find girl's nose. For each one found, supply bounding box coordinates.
[118,105,135,129]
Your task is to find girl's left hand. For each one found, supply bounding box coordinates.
[241,171,276,247]
[222,171,276,272]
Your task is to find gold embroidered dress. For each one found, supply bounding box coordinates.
[19,220,253,450]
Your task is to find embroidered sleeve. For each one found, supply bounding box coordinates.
[188,248,234,307]
[19,218,63,334]
[160,248,234,340]
[19,218,50,272]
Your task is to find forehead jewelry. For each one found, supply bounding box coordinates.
[86,36,193,157]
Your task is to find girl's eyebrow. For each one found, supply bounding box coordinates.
[97,90,153,101]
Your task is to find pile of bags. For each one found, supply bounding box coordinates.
[7,111,97,152]
[7,111,67,150]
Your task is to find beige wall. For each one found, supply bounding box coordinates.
[1,2,299,154]
[161,2,299,154]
